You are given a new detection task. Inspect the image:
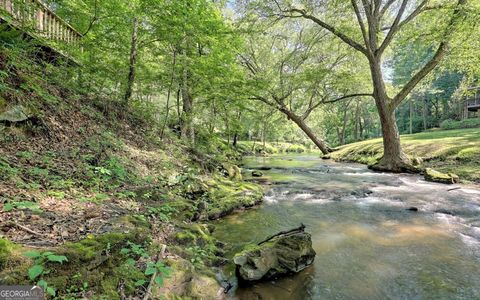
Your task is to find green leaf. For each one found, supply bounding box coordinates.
[46,287,56,296]
[134,279,146,287]
[28,265,44,280]
[3,203,14,212]
[37,279,48,289]
[154,276,164,287]
[47,255,68,263]
[161,267,171,277]
[126,258,136,266]
[145,266,156,276]
[24,251,41,258]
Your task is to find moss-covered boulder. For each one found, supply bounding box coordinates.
[204,177,263,220]
[425,168,459,184]
[154,258,224,299]
[222,163,242,181]
[233,227,315,282]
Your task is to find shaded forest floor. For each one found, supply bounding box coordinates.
[331,128,480,183]
[0,44,264,299]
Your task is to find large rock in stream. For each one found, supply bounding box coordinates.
[233,225,316,282]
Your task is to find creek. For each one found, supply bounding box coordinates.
[213,155,480,300]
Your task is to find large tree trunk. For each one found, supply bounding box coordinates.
[371,100,415,172]
[124,18,138,105]
[282,110,331,154]
[368,59,413,172]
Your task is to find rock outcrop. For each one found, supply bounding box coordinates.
[0,105,30,123]
[233,225,316,282]
[424,168,459,184]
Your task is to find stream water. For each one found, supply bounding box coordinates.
[212,155,480,300]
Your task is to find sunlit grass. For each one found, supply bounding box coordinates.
[331,128,480,182]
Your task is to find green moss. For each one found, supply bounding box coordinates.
[0,96,7,113]
[0,238,14,267]
[175,231,197,245]
[204,177,263,220]
[456,147,480,161]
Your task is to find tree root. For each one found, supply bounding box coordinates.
[369,157,419,173]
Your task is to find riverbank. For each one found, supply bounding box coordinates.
[0,47,263,299]
[330,128,480,183]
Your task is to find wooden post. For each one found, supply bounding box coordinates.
[37,8,43,31]
[5,0,12,14]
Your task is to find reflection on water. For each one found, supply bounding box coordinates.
[213,155,480,300]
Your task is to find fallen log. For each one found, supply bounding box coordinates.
[258,223,305,245]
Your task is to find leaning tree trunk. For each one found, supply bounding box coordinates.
[282,110,331,154]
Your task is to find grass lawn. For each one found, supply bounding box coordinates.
[331,128,480,183]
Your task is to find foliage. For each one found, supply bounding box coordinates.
[440,118,480,130]
[24,251,68,296]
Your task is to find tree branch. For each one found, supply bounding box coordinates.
[379,0,398,19]
[381,4,448,31]
[390,0,468,109]
[281,8,368,55]
[303,93,373,119]
[323,93,373,104]
[250,95,276,107]
[351,0,370,47]
[377,0,409,55]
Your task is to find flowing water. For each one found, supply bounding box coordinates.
[212,155,480,300]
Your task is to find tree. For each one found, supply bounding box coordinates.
[267,0,469,171]
[238,17,371,154]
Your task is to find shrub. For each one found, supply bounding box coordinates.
[440,118,480,130]
[285,144,306,153]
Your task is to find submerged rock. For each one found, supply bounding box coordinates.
[252,170,263,177]
[233,225,316,282]
[424,168,459,184]
[257,166,272,171]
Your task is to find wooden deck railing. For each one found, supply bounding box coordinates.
[467,98,480,108]
[0,0,82,44]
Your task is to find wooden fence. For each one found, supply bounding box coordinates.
[0,0,82,44]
